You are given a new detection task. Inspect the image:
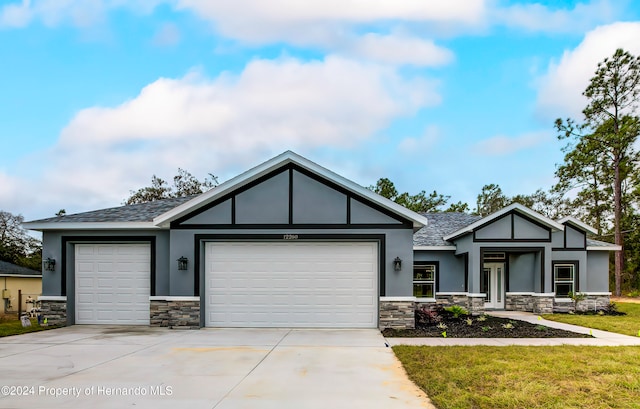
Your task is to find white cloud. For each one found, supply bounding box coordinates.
[14,56,439,217]
[536,22,640,120]
[398,126,440,155]
[494,0,617,34]
[176,0,486,44]
[474,130,552,155]
[0,0,32,28]
[345,33,453,67]
[0,0,161,28]
[152,22,180,47]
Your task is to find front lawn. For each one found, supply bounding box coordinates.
[0,316,54,337]
[542,302,640,337]
[394,345,640,409]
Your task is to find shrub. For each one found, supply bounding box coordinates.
[444,305,469,319]
[415,308,442,327]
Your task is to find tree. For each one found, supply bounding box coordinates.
[555,48,640,296]
[445,201,470,213]
[0,210,42,270]
[125,169,219,205]
[474,184,507,217]
[369,178,453,213]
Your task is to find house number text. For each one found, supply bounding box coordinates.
[283,234,299,240]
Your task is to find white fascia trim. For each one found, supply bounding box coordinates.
[38,296,67,301]
[153,151,429,229]
[0,274,42,278]
[415,298,436,302]
[579,292,612,296]
[557,216,598,234]
[435,292,468,296]
[443,203,565,241]
[505,292,535,296]
[23,222,160,231]
[149,296,200,302]
[379,296,417,302]
[467,293,487,297]
[587,245,622,251]
[414,246,457,251]
[532,293,556,297]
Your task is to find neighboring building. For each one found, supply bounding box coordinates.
[0,260,42,314]
[24,151,619,329]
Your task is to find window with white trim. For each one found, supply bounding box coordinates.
[554,263,575,298]
[413,264,436,298]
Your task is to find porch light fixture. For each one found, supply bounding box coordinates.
[393,257,402,271]
[177,256,189,271]
[44,258,56,272]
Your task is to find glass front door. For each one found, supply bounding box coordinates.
[482,262,505,309]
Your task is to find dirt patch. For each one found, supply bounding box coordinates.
[382,310,591,338]
[612,296,640,304]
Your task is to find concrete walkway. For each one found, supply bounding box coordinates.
[386,311,640,346]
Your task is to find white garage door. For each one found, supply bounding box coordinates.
[205,242,378,328]
[75,243,150,325]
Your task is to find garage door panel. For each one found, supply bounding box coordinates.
[75,243,150,325]
[205,242,377,328]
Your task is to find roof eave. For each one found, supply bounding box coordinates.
[557,216,598,235]
[23,222,161,231]
[154,151,429,229]
[587,245,622,251]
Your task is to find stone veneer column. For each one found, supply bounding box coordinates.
[533,294,554,314]
[576,294,611,313]
[467,294,485,316]
[38,296,67,326]
[379,298,415,329]
[150,297,200,329]
[505,294,534,312]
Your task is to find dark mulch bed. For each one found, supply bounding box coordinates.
[382,308,592,338]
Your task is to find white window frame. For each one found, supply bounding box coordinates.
[413,264,436,299]
[554,263,575,298]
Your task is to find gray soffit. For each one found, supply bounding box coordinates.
[413,212,481,247]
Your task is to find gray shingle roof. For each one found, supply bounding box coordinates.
[27,196,196,224]
[0,260,41,276]
[413,212,481,247]
[586,238,617,248]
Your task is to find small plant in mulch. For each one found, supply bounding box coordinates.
[381,305,592,338]
[444,305,469,319]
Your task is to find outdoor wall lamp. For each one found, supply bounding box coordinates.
[393,257,402,271]
[44,258,56,272]
[177,256,189,271]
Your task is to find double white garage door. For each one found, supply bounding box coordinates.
[75,242,378,328]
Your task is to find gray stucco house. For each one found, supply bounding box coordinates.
[25,151,619,329]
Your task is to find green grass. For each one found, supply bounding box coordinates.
[0,317,56,337]
[394,345,640,409]
[542,302,640,337]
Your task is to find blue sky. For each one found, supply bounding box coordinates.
[1,0,640,220]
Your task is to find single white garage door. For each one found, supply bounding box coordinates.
[75,243,150,325]
[205,242,378,328]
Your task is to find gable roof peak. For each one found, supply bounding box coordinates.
[153,150,429,229]
[442,202,564,241]
[557,216,598,235]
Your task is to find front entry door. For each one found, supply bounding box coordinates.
[482,262,505,309]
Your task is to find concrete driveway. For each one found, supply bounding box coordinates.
[0,326,433,409]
